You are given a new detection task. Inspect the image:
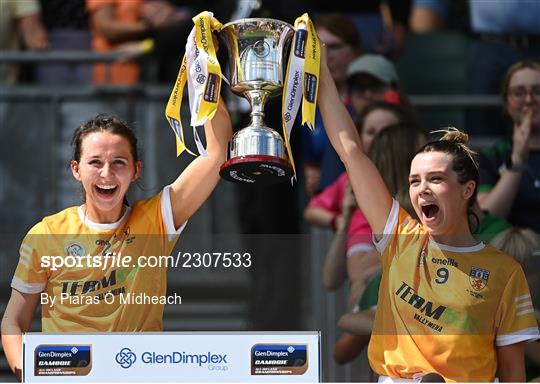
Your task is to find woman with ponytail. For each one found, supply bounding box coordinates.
[317,46,539,382]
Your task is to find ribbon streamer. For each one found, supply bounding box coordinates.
[282,13,321,179]
[165,11,223,157]
[301,14,320,130]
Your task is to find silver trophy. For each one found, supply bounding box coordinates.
[219,18,295,184]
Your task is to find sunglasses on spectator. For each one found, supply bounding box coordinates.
[509,85,540,102]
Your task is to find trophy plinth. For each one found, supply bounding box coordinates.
[218,18,295,184]
[220,126,294,184]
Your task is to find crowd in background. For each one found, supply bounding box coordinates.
[1,0,539,380]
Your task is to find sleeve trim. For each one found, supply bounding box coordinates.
[346,243,375,258]
[516,308,534,317]
[373,199,399,253]
[11,277,45,294]
[161,185,187,235]
[496,327,540,346]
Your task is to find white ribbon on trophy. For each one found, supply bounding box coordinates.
[281,15,320,180]
[185,26,208,156]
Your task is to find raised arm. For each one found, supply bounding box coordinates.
[1,290,40,381]
[317,57,393,235]
[169,99,232,229]
[478,110,532,218]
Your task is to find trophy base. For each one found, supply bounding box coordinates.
[220,155,293,185]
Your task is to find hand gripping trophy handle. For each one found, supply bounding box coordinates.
[218,18,295,184]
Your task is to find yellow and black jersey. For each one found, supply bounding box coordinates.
[368,200,539,382]
[13,186,184,332]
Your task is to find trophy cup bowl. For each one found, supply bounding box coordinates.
[218,18,295,184]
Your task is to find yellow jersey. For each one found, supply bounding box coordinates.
[368,200,540,382]
[12,186,184,332]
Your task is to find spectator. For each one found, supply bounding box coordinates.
[301,13,362,196]
[316,13,364,97]
[489,227,540,381]
[35,0,92,85]
[478,60,540,232]
[34,0,91,84]
[490,227,540,265]
[86,0,188,85]
[347,54,401,116]
[0,0,48,84]
[86,0,147,84]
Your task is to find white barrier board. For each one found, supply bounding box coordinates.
[23,332,320,382]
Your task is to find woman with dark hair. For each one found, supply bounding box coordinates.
[318,47,539,381]
[1,103,232,379]
[329,122,427,365]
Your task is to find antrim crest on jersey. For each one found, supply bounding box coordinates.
[469,266,490,291]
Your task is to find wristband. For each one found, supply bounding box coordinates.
[499,155,525,174]
[139,38,155,54]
